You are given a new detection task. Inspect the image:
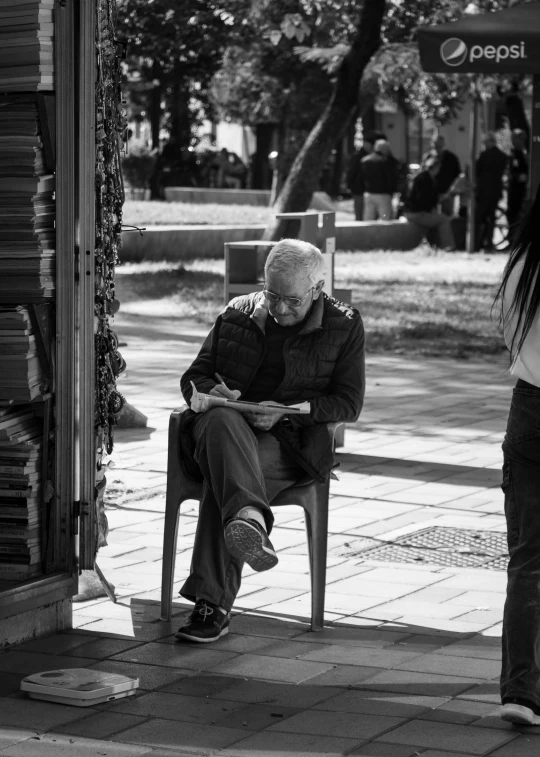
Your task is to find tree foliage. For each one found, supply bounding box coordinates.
[296,0,526,125]
[263,0,386,239]
[117,0,244,148]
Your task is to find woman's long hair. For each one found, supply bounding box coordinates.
[494,186,540,361]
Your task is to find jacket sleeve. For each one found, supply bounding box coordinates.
[298,314,365,425]
[180,319,221,405]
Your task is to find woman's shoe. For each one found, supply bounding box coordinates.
[501,698,540,725]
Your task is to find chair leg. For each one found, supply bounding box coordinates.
[304,481,330,632]
[160,479,182,621]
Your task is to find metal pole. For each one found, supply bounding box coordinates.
[466,85,478,253]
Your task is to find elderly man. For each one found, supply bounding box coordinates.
[507,128,529,244]
[475,132,507,251]
[174,239,365,642]
[347,133,376,220]
[422,134,461,216]
[360,139,399,221]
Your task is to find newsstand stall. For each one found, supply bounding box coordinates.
[0,0,125,646]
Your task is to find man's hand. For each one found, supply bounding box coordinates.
[209,383,241,400]
[244,401,288,431]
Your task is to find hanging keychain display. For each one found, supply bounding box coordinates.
[91,0,128,556]
[95,0,127,459]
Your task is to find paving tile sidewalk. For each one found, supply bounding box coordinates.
[1,312,537,756]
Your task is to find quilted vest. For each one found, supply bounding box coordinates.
[213,292,358,403]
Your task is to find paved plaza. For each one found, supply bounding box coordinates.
[1,311,537,756]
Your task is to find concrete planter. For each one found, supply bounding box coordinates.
[163,187,335,211]
[120,220,424,262]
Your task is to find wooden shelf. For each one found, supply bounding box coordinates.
[0,571,75,619]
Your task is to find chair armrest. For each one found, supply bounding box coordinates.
[168,405,189,470]
[169,405,189,431]
[326,421,343,446]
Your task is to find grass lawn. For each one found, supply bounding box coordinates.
[115,247,509,360]
[122,199,354,226]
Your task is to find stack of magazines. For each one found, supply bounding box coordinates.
[0,94,55,302]
[0,307,48,403]
[0,409,42,581]
[0,0,53,91]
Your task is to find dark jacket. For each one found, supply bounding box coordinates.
[422,148,461,195]
[476,146,507,202]
[508,148,528,189]
[180,291,365,482]
[359,152,399,195]
[404,170,438,213]
[347,147,370,195]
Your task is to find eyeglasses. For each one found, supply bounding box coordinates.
[263,287,314,308]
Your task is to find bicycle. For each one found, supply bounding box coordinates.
[492,204,510,251]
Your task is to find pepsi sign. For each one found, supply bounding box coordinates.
[440,37,527,67]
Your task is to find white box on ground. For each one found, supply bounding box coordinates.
[20,668,139,706]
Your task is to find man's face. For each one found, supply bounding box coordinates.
[265,269,322,326]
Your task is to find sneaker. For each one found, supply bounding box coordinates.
[174,599,229,643]
[501,698,540,725]
[224,517,278,572]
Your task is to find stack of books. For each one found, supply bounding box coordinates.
[0,307,48,403]
[0,0,54,91]
[0,94,55,302]
[0,410,42,581]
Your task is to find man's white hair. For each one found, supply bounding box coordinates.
[264,238,326,286]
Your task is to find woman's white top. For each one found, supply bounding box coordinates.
[503,258,540,387]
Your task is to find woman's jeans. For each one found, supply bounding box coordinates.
[501,379,540,706]
[179,407,303,613]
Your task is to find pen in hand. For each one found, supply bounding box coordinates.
[212,373,241,400]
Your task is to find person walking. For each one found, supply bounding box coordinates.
[360,139,399,221]
[475,132,507,251]
[403,156,455,250]
[422,134,461,216]
[507,129,529,245]
[495,185,540,726]
[347,134,375,221]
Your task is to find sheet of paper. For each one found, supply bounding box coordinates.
[189,383,310,415]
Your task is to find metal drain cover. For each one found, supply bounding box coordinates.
[356,527,509,571]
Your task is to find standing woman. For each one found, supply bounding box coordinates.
[495,185,540,726]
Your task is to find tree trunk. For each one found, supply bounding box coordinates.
[262,0,386,241]
[149,60,162,200]
[252,123,274,189]
[150,59,161,151]
[169,79,191,150]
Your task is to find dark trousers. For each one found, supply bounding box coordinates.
[501,380,540,707]
[507,185,527,244]
[179,407,303,612]
[353,194,364,221]
[475,194,499,250]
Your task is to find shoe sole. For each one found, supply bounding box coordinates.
[225,519,278,572]
[501,703,540,726]
[174,624,229,643]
